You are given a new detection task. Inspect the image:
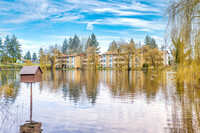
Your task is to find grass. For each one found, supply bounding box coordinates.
[0,62,51,69]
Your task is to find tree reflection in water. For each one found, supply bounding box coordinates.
[0,70,200,132]
[0,70,22,132]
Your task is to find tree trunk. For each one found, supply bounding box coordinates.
[153,61,156,69]
[117,50,120,70]
[12,57,14,68]
[127,59,130,71]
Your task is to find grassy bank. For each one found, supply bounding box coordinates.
[0,63,51,70]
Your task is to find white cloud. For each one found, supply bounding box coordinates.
[0,29,14,37]
[83,18,165,31]
[50,13,83,22]
[136,28,153,32]
[0,0,166,52]
[86,23,94,30]
[18,39,56,56]
[0,0,163,24]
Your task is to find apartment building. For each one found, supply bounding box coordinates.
[57,53,86,68]
[82,54,102,69]
[57,49,169,69]
[101,49,169,69]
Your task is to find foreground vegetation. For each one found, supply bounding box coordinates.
[165,0,200,86]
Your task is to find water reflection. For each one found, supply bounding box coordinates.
[18,82,43,133]
[0,70,200,132]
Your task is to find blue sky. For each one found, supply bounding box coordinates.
[0,0,168,55]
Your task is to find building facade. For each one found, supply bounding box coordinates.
[101,50,169,69]
[57,53,86,68]
[57,50,169,69]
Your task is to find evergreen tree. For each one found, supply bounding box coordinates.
[61,38,68,54]
[72,34,80,53]
[108,40,118,51]
[90,33,99,47]
[0,37,3,59]
[150,38,157,49]
[85,37,91,51]
[89,33,100,53]
[144,35,151,46]
[144,35,157,49]
[68,37,73,54]
[38,47,44,66]
[3,36,11,64]
[25,51,31,60]
[32,52,37,61]
[9,35,22,64]
[78,38,86,54]
[38,47,43,57]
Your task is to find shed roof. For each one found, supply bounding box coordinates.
[19,66,43,75]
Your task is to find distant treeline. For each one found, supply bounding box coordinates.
[0,35,21,65]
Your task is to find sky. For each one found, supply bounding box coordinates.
[0,0,168,55]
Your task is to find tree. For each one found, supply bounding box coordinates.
[3,36,11,65]
[24,51,31,60]
[90,33,99,47]
[85,37,91,51]
[9,35,22,65]
[48,44,61,69]
[144,35,157,49]
[68,36,80,54]
[38,48,44,67]
[67,34,80,54]
[143,45,164,69]
[171,33,191,65]
[32,52,37,61]
[86,34,100,70]
[38,47,43,58]
[61,38,68,54]
[119,39,136,70]
[78,38,87,54]
[108,40,118,51]
[86,46,100,70]
[0,37,3,61]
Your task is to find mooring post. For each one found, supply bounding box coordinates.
[30,82,32,123]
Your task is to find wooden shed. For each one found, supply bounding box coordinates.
[19,66,43,83]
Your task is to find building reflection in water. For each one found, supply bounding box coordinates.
[19,83,42,133]
[1,69,200,132]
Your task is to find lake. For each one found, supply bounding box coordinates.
[0,70,199,133]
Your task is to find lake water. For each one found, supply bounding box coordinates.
[0,70,200,133]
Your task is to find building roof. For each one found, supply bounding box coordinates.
[58,53,86,57]
[59,54,68,57]
[19,66,43,75]
[77,53,86,57]
[102,51,118,55]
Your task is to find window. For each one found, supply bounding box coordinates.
[110,59,112,62]
[67,57,69,59]
[67,61,69,63]
[71,61,73,63]
[71,57,74,59]
[104,64,106,67]
[67,65,69,67]
[104,59,106,63]
[103,55,106,58]
[110,55,112,58]
[109,64,112,67]
[71,65,74,67]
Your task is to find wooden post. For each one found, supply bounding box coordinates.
[30,83,32,123]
